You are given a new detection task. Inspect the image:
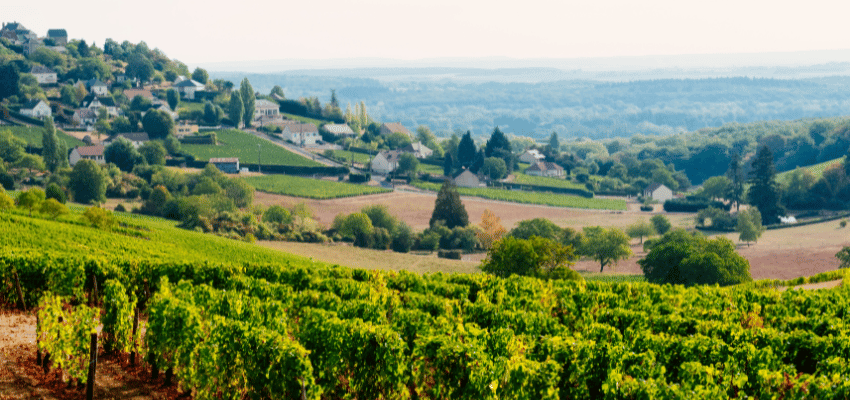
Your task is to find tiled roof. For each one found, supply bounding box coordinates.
[526,161,563,172]
[323,123,355,135]
[76,145,104,156]
[30,65,55,74]
[114,132,150,142]
[210,157,239,163]
[645,182,665,192]
[254,99,278,108]
[47,29,67,37]
[283,123,318,134]
[174,79,204,88]
[21,99,44,109]
[382,122,410,135]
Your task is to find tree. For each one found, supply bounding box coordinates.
[639,229,751,286]
[726,152,745,211]
[126,54,154,83]
[263,205,292,225]
[783,168,817,208]
[77,40,90,57]
[443,153,454,177]
[164,135,181,155]
[482,157,507,180]
[737,207,764,247]
[457,131,477,169]
[240,78,255,127]
[341,212,373,247]
[701,176,731,201]
[166,88,179,111]
[485,127,514,172]
[747,145,785,225]
[391,222,414,253]
[0,129,25,164]
[139,141,167,166]
[16,188,45,216]
[203,101,223,125]
[39,198,68,220]
[480,236,580,280]
[41,117,62,172]
[650,214,672,235]
[548,131,560,151]
[105,137,144,172]
[579,226,632,272]
[837,247,850,269]
[82,206,116,230]
[476,209,507,250]
[626,219,656,244]
[45,182,66,204]
[143,185,171,216]
[142,110,175,140]
[510,218,562,241]
[192,67,209,84]
[228,91,243,128]
[361,204,398,232]
[397,153,419,177]
[385,132,412,149]
[69,159,107,204]
[429,179,469,229]
[271,85,285,98]
[16,154,46,174]
[0,65,19,99]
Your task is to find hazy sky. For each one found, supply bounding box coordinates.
[6,0,850,67]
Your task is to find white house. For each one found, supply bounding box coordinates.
[173,78,205,100]
[643,183,674,203]
[371,150,402,175]
[323,123,357,137]
[69,145,105,166]
[525,161,564,177]
[72,108,97,128]
[82,95,119,117]
[454,169,483,188]
[86,79,109,96]
[281,123,320,145]
[30,65,57,84]
[518,149,545,164]
[104,132,150,148]
[19,99,51,118]
[253,99,279,120]
[401,142,433,159]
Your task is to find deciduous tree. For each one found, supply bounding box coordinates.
[191,67,209,84]
[476,209,506,250]
[639,229,751,286]
[142,110,175,140]
[69,159,107,204]
[737,207,764,247]
[579,226,632,272]
[650,214,672,235]
[240,78,255,128]
[16,188,45,216]
[626,219,655,244]
[481,236,580,280]
[139,141,167,166]
[105,137,144,172]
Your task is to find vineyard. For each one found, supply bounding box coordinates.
[512,173,590,191]
[181,129,323,167]
[4,247,850,399]
[411,181,627,210]
[777,156,844,184]
[3,125,85,150]
[245,174,391,199]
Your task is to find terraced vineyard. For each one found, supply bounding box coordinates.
[411,181,627,210]
[245,174,390,199]
[182,129,323,166]
[3,126,85,149]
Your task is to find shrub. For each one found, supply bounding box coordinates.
[371,227,391,250]
[45,183,66,204]
[638,229,751,286]
[841,220,848,228]
[391,223,414,253]
[640,205,653,212]
[418,231,440,251]
[438,250,462,260]
[663,198,730,213]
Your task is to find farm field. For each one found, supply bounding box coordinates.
[245,174,390,199]
[512,173,589,190]
[411,181,627,210]
[777,156,843,183]
[3,125,85,149]
[325,149,372,164]
[181,129,323,166]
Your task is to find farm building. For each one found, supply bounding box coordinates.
[371,150,402,175]
[402,142,433,159]
[643,183,673,202]
[518,149,545,164]
[209,158,240,174]
[525,161,564,177]
[281,123,320,145]
[454,169,484,188]
[323,123,357,137]
[69,145,105,166]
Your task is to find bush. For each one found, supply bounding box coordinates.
[638,229,751,286]
[371,227,391,250]
[841,220,847,228]
[438,250,463,260]
[640,205,653,212]
[114,204,126,212]
[348,173,371,183]
[663,198,730,213]
[391,223,414,253]
[418,231,440,251]
[45,183,66,204]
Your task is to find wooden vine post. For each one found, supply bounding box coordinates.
[130,307,139,366]
[12,270,26,311]
[36,313,41,365]
[86,332,98,400]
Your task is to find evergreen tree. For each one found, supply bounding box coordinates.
[726,152,745,212]
[429,180,469,229]
[330,89,339,108]
[229,91,244,128]
[470,149,485,174]
[485,126,514,172]
[443,152,454,176]
[747,145,785,225]
[41,117,62,172]
[240,78,255,127]
[457,131,477,169]
[548,131,560,151]
[166,88,179,111]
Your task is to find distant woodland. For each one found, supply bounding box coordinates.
[212,72,850,140]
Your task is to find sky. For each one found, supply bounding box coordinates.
[6,0,850,69]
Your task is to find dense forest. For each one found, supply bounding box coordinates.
[211,71,850,140]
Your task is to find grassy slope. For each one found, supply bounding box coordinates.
[411,181,627,210]
[245,175,390,199]
[0,209,326,268]
[181,129,323,166]
[777,156,844,184]
[4,126,85,149]
[512,173,588,190]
